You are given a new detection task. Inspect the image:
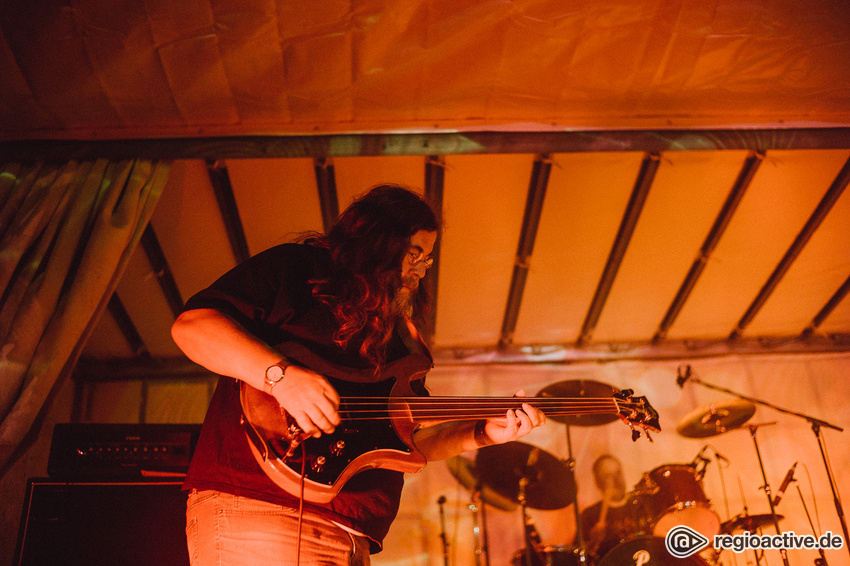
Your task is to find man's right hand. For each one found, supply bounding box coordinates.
[272,366,340,438]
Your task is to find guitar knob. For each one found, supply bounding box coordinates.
[311,456,326,473]
[330,440,345,456]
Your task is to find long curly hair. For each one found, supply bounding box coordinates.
[306,185,440,366]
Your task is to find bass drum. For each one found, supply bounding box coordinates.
[510,544,586,566]
[598,536,708,566]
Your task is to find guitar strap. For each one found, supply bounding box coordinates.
[398,315,433,363]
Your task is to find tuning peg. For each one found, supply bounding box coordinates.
[631,427,641,442]
[644,428,654,443]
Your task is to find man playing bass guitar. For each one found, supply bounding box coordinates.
[172,185,546,566]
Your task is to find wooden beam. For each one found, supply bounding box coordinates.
[75,356,213,381]
[74,332,850,380]
[2,128,849,161]
[107,294,148,357]
[653,151,764,342]
[140,225,184,317]
[206,159,250,264]
[499,155,552,349]
[423,156,445,341]
[730,155,850,339]
[314,157,339,233]
[579,152,660,346]
[802,274,850,338]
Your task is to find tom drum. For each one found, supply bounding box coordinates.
[636,464,720,540]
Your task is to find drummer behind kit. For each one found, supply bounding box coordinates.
[440,377,828,566]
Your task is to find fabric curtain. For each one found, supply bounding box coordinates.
[0,159,169,471]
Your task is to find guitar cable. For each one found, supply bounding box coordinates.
[295,442,306,566]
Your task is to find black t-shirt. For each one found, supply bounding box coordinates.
[579,498,646,560]
[182,243,430,552]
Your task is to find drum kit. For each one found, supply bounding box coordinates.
[443,378,797,566]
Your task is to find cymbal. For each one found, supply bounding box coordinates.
[445,455,518,511]
[475,441,575,510]
[722,513,784,534]
[676,399,756,438]
[536,379,619,426]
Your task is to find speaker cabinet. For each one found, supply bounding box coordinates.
[15,479,189,566]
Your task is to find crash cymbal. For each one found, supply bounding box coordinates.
[445,455,518,511]
[475,441,575,510]
[722,513,784,534]
[676,399,756,438]
[536,379,620,426]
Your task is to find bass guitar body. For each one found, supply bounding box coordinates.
[240,350,432,504]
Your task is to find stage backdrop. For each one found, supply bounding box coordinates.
[3,351,846,566]
[373,352,850,566]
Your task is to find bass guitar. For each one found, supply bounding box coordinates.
[240,342,660,503]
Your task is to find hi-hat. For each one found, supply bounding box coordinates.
[536,379,619,426]
[722,513,784,534]
[445,455,518,511]
[677,399,756,438]
[475,441,574,510]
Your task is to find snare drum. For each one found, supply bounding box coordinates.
[598,536,708,566]
[510,544,585,566]
[636,465,720,539]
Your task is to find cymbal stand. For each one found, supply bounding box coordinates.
[745,423,790,566]
[679,367,848,560]
[519,477,533,566]
[565,424,588,563]
[470,486,491,566]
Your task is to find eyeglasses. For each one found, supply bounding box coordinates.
[407,250,434,269]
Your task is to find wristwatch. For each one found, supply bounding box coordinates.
[263,362,288,394]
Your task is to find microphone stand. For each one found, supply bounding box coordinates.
[679,367,849,561]
[437,496,450,566]
[796,485,828,566]
[745,422,790,566]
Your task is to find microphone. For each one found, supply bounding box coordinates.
[437,495,446,505]
[714,450,730,464]
[772,462,797,507]
[676,365,692,388]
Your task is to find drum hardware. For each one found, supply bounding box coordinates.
[446,455,517,511]
[475,441,575,511]
[510,545,585,566]
[536,379,620,564]
[476,441,574,566]
[676,399,756,438]
[598,535,710,565]
[446,455,514,566]
[677,364,848,561]
[721,512,785,534]
[437,495,449,566]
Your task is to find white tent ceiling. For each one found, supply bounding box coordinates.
[0,0,849,374]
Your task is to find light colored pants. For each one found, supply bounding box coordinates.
[186,490,371,566]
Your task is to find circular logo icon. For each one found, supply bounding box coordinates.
[665,525,710,558]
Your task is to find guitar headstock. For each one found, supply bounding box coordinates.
[613,389,661,442]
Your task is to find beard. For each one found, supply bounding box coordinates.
[392,274,419,318]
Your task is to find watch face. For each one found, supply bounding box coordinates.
[266,364,284,382]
